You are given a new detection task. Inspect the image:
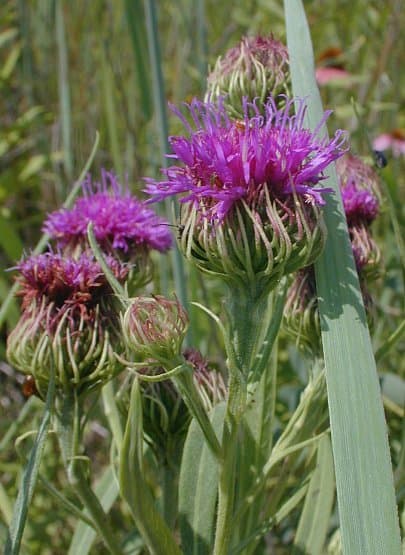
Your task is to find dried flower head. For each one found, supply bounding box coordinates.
[145,97,347,292]
[44,170,172,255]
[206,35,290,117]
[121,295,189,365]
[7,252,124,397]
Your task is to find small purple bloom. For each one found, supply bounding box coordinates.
[44,170,172,253]
[15,251,126,321]
[336,154,380,225]
[144,97,348,222]
[341,182,379,225]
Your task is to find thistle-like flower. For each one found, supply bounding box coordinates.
[7,252,125,397]
[44,170,173,288]
[284,154,381,357]
[206,35,290,117]
[337,153,381,278]
[145,97,347,294]
[121,295,189,366]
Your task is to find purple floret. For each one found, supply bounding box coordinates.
[144,97,348,221]
[44,170,172,253]
[341,181,379,225]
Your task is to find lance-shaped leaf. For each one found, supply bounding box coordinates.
[284,2,401,553]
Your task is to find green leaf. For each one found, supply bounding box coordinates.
[4,366,55,555]
[178,402,225,555]
[284,2,402,554]
[293,436,335,555]
[68,468,119,555]
[119,378,181,555]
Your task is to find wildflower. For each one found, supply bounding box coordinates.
[206,35,290,117]
[373,129,405,158]
[145,97,347,292]
[44,170,172,288]
[121,295,189,365]
[337,154,381,277]
[7,252,124,397]
[315,46,352,86]
[283,154,381,356]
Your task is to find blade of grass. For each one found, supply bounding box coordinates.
[285,2,401,554]
[55,1,73,181]
[4,365,55,555]
[143,0,189,328]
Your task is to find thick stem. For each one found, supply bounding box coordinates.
[57,394,123,555]
[161,462,179,529]
[214,286,270,554]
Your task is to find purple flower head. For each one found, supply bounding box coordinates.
[44,170,172,254]
[337,154,380,225]
[15,251,126,325]
[144,97,348,222]
[341,183,379,225]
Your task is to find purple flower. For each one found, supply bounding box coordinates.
[15,251,126,324]
[144,97,348,222]
[341,182,379,225]
[336,154,380,225]
[44,170,172,254]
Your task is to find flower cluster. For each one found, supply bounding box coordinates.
[8,171,173,397]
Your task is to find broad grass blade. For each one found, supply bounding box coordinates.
[284,2,401,553]
[293,436,335,555]
[179,402,225,555]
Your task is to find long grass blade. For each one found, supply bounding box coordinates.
[4,366,55,555]
[284,2,401,553]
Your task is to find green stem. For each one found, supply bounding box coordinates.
[161,463,179,529]
[57,394,123,555]
[214,285,274,554]
[173,365,222,459]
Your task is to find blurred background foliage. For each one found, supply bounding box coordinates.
[0,0,404,553]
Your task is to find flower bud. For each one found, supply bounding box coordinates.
[206,35,290,118]
[7,253,123,398]
[121,295,189,365]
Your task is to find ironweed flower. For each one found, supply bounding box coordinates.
[145,97,347,292]
[44,170,172,288]
[121,295,189,365]
[206,35,290,117]
[284,154,381,356]
[7,252,124,397]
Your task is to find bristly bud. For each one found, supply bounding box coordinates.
[121,295,189,365]
[7,252,124,398]
[43,170,173,289]
[145,97,347,294]
[184,348,227,411]
[206,35,290,118]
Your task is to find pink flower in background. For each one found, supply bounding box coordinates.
[315,66,351,85]
[373,129,405,158]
